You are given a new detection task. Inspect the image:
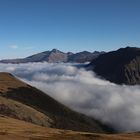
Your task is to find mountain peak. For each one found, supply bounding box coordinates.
[51,49,60,53]
[118,46,140,52]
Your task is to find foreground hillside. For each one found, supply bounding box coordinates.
[0,116,140,140]
[89,47,140,85]
[0,72,112,133]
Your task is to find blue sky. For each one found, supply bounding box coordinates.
[0,0,140,59]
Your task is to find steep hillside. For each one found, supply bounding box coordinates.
[89,47,140,85]
[0,96,52,127]
[0,72,113,133]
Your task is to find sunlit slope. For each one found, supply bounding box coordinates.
[0,116,140,140]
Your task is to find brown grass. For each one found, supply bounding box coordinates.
[0,72,28,93]
[0,116,140,140]
[0,96,53,126]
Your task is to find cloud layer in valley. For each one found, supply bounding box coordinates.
[0,62,140,132]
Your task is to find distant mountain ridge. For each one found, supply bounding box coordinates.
[88,47,140,85]
[0,49,105,63]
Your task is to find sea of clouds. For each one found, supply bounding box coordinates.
[0,62,140,132]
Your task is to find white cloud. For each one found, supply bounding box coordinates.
[9,45,18,49]
[0,62,140,132]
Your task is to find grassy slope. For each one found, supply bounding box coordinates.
[0,116,140,140]
[0,96,53,126]
[0,72,113,133]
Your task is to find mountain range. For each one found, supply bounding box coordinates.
[0,49,104,63]
[1,47,140,85]
[88,47,140,85]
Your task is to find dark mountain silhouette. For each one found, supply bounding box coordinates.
[0,72,113,133]
[89,47,140,85]
[0,49,104,63]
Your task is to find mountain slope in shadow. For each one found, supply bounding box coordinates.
[89,47,140,85]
